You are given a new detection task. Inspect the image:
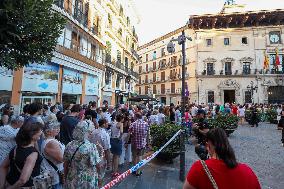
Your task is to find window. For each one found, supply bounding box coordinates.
[145,86,148,94]
[117,50,121,63]
[90,44,96,60]
[206,38,212,46]
[105,71,111,85]
[139,66,142,73]
[116,76,121,88]
[224,38,230,46]
[153,51,157,60]
[207,63,214,75]
[153,73,156,82]
[153,62,156,70]
[71,31,80,52]
[171,83,175,94]
[153,85,157,94]
[146,64,148,72]
[161,48,165,57]
[139,76,141,84]
[139,87,141,95]
[146,54,148,62]
[243,62,251,74]
[225,62,232,75]
[145,75,148,83]
[161,84,165,94]
[208,91,214,103]
[242,37,248,45]
[161,71,165,81]
[245,91,252,103]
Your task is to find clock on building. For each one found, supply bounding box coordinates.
[269,31,281,44]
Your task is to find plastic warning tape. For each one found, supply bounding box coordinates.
[100,129,182,189]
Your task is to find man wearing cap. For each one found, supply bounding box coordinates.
[0,116,24,164]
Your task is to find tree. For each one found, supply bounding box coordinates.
[0,0,66,70]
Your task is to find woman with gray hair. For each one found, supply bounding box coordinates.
[0,116,24,164]
[63,121,101,189]
[41,121,65,189]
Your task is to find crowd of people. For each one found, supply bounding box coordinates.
[0,100,283,189]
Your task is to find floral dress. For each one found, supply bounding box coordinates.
[64,140,101,189]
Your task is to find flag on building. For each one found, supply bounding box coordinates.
[263,51,270,69]
[275,48,280,70]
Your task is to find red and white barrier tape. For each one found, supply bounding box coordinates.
[100,129,182,189]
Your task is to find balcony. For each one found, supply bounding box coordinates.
[159,59,167,70]
[242,69,251,75]
[55,45,104,71]
[106,0,119,14]
[225,70,232,75]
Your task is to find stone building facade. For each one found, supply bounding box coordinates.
[137,7,284,105]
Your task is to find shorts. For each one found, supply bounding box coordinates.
[131,146,145,157]
[110,138,122,155]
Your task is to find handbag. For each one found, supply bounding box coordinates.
[12,147,53,189]
[200,160,219,189]
[43,155,64,184]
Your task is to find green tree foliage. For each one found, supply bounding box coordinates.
[0,0,66,70]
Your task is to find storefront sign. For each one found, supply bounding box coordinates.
[22,62,59,93]
[85,75,99,96]
[0,67,13,91]
[62,68,83,94]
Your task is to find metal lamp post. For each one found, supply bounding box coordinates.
[247,81,258,104]
[167,30,192,182]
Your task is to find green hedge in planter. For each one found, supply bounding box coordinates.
[150,123,181,158]
[193,114,239,130]
[266,109,277,124]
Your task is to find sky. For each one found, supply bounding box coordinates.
[134,0,284,45]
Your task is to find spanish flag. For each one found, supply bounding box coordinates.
[263,51,269,70]
[275,48,280,69]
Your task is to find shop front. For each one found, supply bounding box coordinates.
[62,67,83,108]
[84,74,99,104]
[21,62,59,111]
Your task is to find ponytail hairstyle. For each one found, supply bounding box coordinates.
[206,128,238,168]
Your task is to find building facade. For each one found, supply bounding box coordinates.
[0,0,139,114]
[102,0,140,105]
[137,7,284,105]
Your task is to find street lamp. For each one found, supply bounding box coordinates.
[167,30,192,182]
[247,81,258,103]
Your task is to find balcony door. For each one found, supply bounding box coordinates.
[225,62,232,75]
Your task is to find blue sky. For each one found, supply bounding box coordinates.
[134,0,284,45]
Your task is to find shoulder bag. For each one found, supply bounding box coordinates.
[200,160,219,189]
[13,147,53,189]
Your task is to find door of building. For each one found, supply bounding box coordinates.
[21,96,54,113]
[268,86,284,104]
[224,90,235,103]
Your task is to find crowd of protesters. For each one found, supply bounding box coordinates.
[0,100,283,189]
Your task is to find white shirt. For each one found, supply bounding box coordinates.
[90,128,111,150]
[238,108,245,117]
[191,106,198,116]
[111,122,122,138]
[149,115,158,125]
[0,125,19,164]
[157,113,166,125]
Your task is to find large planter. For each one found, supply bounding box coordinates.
[150,123,181,162]
[156,152,180,163]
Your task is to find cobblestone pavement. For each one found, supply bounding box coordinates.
[105,123,284,189]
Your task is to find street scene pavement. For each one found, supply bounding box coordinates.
[105,123,284,189]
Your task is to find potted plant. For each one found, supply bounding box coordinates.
[150,123,181,163]
[266,109,278,124]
